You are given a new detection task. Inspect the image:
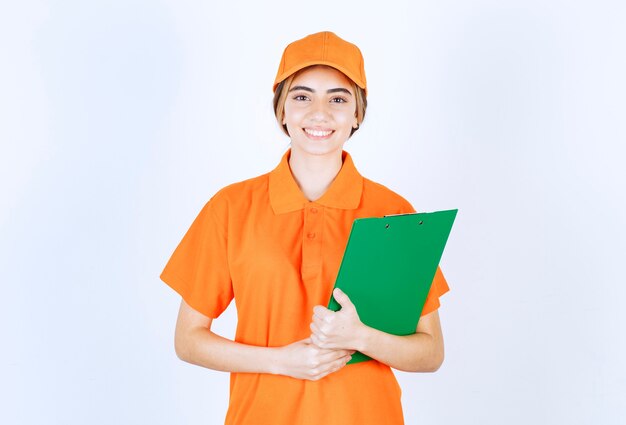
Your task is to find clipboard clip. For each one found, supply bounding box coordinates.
[383,213,424,227]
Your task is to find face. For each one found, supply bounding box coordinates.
[283,66,358,159]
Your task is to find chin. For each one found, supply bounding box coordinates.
[292,142,344,158]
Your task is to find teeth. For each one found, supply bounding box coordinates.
[305,128,332,137]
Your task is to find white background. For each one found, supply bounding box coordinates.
[2,1,625,424]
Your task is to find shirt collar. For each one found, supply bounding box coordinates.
[269,149,364,214]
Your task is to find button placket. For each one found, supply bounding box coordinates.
[301,203,323,281]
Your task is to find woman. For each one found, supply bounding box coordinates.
[161,31,449,424]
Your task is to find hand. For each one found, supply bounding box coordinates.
[310,288,366,351]
[275,337,352,381]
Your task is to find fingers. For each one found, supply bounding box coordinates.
[310,313,332,347]
[310,322,330,349]
[306,338,352,362]
[282,337,353,381]
[320,349,352,364]
[307,353,352,381]
[311,315,327,336]
[304,336,352,358]
[312,343,352,361]
[311,307,335,338]
[310,321,344,350]
[310,321,323,337]
[310,331,320,348]
[313,305,332,321]
[310,329,327,349]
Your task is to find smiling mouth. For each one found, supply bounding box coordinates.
[304,128,334,138]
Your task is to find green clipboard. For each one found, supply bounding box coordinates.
[327,209,458,364]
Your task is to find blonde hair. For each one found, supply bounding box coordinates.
[273,68,367,137]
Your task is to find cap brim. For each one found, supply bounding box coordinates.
[273,61,367,95]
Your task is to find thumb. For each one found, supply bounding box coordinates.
[333,288,355,311]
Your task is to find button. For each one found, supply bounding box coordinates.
[310,207,318,214]
[307,232,316,239]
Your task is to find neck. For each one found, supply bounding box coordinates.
[288,148,343,202]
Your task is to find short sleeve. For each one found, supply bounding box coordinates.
[160,199,233,318]
[420,266,449,317]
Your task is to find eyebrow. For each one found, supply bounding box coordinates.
[288,86,353,96]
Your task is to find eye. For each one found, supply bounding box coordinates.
[330,96,348,104]
[292,94,309,101]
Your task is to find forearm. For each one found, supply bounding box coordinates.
[357,326,444,372]
[174,300,352,380]
[175,327,281,374]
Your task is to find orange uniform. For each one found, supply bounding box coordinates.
[161,150,449,424]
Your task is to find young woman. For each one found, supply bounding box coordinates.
[161,31,449,424]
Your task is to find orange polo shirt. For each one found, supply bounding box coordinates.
[161,150,449,424]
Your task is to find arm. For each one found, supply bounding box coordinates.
[309,288,444,372]
[174,299,353,381]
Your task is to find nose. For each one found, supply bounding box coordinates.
[307,99,331,123]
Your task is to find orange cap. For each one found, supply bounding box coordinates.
[273,31,367,95]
